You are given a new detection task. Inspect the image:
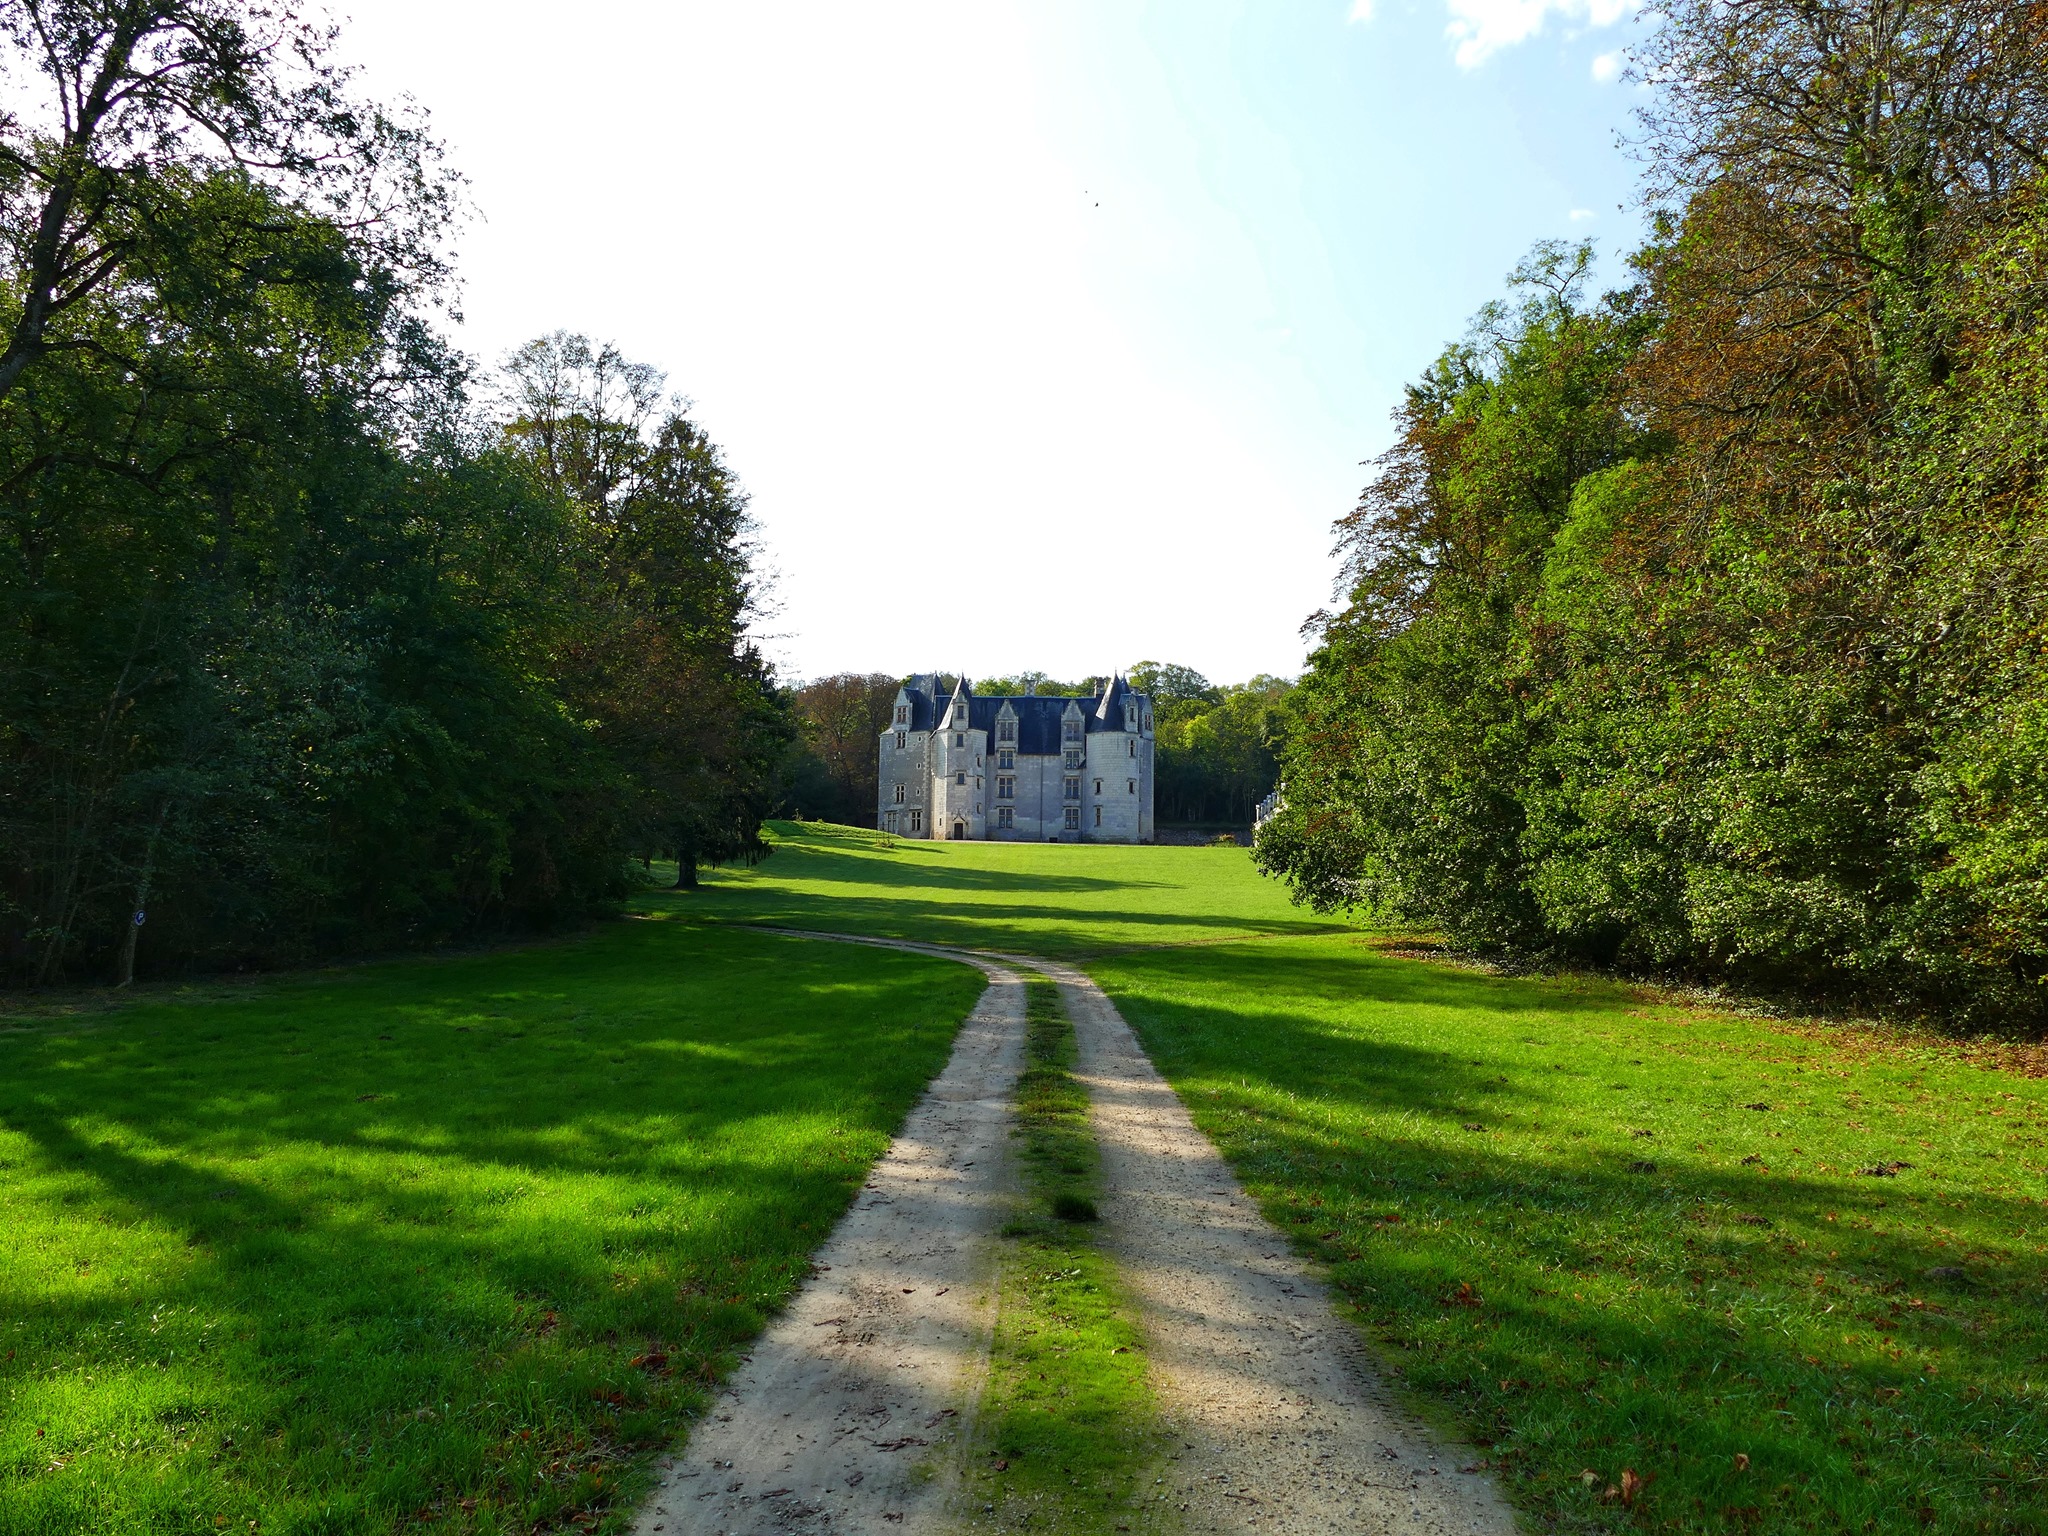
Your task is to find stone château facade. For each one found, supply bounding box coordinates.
[878,674,1155,842]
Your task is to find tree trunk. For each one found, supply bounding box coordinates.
[674,854,698,890]
[116,806,167,988]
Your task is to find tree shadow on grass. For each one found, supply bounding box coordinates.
[0,922,981,1536]
[1098,975,2048,1536]
[729,842,1176,897]
[694,892,1344,955]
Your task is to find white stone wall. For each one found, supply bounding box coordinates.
[1084,728,1145,842]
[875,690,1156,843]
[877,728,931,836]
[929,719,988,840]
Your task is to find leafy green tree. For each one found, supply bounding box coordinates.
[499,332,792,888]
[1265,3,2048,1024]
[785,673,900,825]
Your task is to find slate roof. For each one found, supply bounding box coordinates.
[910,676,1149,755]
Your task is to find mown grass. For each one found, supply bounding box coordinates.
[1089,936,2048,1536]
[967,977,1168,1534]
[0,916,981,1536]
[692,821,1347,956]
[715,824,2048,1536]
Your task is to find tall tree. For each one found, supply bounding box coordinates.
[499,332,791,888]
[0,0,456,404]
[786,673,900,825]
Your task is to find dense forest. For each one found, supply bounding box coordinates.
[783,667,1290,831]
[0,2,787,983]
[1259,0,2048,1024]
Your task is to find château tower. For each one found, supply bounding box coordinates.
[878,674,1155,842]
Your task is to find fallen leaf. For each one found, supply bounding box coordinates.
[1578,1470,1600,1487]
[1734,1453,1750,1472]
[1620,1469,1648,1507]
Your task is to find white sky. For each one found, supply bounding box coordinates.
[332,1,1648,685]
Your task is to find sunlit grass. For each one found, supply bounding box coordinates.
[967,978,1168,1534]
[1090,936,2048,1536]
[718,825,2048,1535]
[688,821,1348,956]
[0,917,981,1536]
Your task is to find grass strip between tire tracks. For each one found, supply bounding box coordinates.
[964,975,1175,1534]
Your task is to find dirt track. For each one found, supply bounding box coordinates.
[631,941,1025,1535]
[1020,955,1515,1536]
[633,934,1516,1536]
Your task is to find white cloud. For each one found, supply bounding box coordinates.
[1568,207,1596,221]
[1445,0,1635,69]
[1590,48,1622,81]
[1347,0,1376,21]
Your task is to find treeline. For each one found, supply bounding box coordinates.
[1128,663,1291,827]
[783,666,1291,829]
[1,3,784,985]
[1260,0,2048,1024]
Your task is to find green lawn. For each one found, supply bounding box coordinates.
[692,821,1343,955]
[968,978,1166,1535]
[10,824,2044,1536]
[0,916,982,1536]
[706,825,2048,1535]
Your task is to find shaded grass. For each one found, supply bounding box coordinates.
[1086,935,2048,1536]
[968,978,1170,1534]
[0,916,982,1536]
[688,822,1351,957]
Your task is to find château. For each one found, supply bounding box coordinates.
[878,675,1155,842]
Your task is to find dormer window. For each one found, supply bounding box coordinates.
[1063,721,1081,742]
[997,719,1016,742]
[895,705,908,725]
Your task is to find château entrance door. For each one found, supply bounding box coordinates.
[951,820,966,840]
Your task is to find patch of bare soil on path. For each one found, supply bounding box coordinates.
[1016,957,1517,1536]
[631,941,1025,1536]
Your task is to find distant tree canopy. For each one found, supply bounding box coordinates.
[1128,663,1292,827]
[0,2,789,981]
[974,672,1087,698]
[784,673,900,826]
[1258,0,2048,1025]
